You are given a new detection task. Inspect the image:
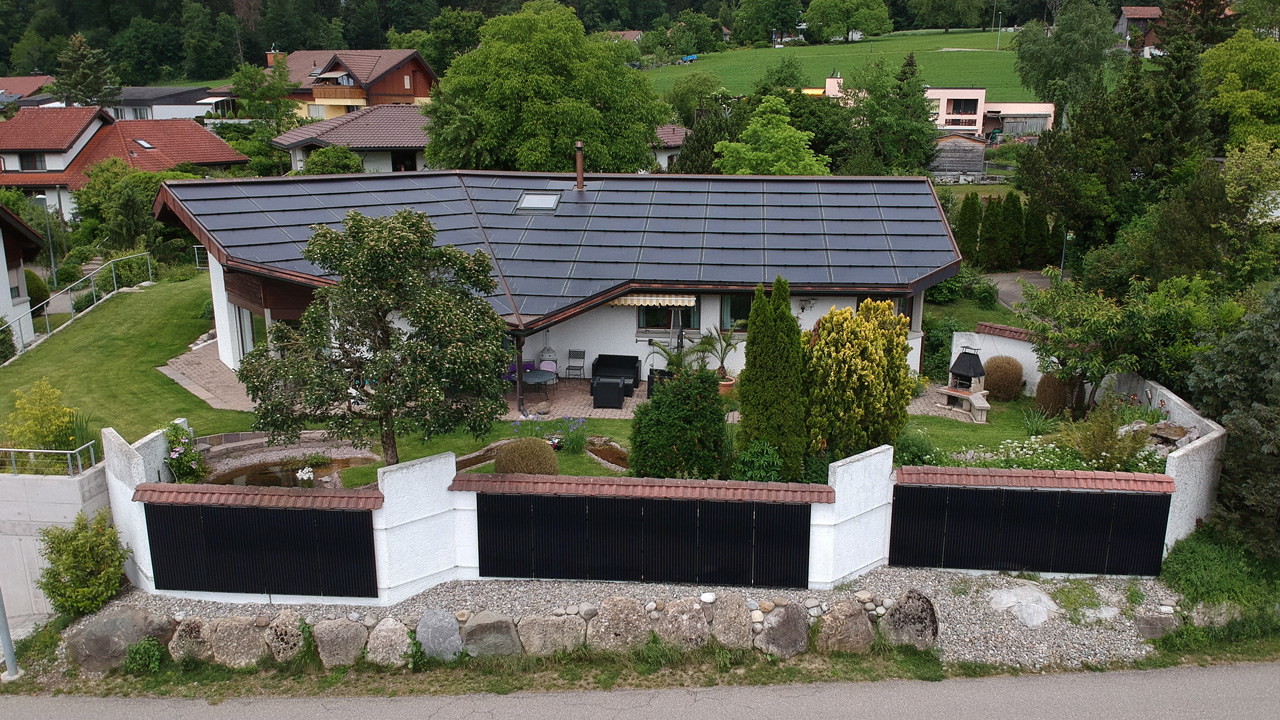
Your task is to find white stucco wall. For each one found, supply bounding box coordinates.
[104,424,175,593]
[151,104,209,120]
[950,329,1042,395]
[372,451,478,605]
[209,261,242,370]
[0,464,108,618]
[808,445,895,590]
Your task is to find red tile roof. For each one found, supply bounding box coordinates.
[609,30,644,42]
[0,107,108,151]
[132,483,384,510]
[1121,6,1163,19]
[0,117,246,190]
[0,75,53,99]
[655,124,691,148]
[897,466,1174,494]
[975,322,1031,342]
[272,105,427,150]
[450,473,835,504]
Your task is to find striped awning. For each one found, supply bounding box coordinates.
[607,293,697,307]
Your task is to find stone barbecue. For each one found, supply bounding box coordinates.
[938,348,990,423]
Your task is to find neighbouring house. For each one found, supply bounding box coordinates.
[0,204,44,347]
[1115,6,1164,56]
[929,133,986,179]
[0,75,53,106]
[0,107,247,220]
[815,77,1053,138]
[106,86,216,120]
[607,30,644,42]
[652,124,690,171]
[265,49,438,121]
[154,169,960,377]
[271,104,428,173]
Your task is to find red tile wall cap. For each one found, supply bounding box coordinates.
[897,465,1174,494]
[132,482,384,510]
[449,473,835,504]
[974,322,1032,342]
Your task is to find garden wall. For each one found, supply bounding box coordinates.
[0,463,108,619]
[808,445,895,590]
[949,323,1041,395]
[104,424,174,594]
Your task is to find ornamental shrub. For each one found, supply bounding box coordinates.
[1035,371,1078,419]
[1056,392,1152,472]
[737,276,805,481]
[630,369,727,480]
[4,377,75,450]
[71,291,97,313]
[894,427,938,466]
[124,637,164,675]
[36,508,130,617]
[165,423,211,483]
[733,440,783,483]
[982,356,1024,401]
[56,262,82,286]
[802,300,913,460]
[494,436,558,475]
[0,326,13,363]
[24,269,49,315]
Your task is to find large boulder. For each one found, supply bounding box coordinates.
[518,615,586,655]
[211,616,269,668]
[168,616,214,662]
[66,609,176,672]
[711,593,754,650]
[1192,602,1242,628]
[881,589,938,650]
[753,603,809,659]
[462,611,521,657]
[654,597,709,650]
[313,619,368,669]
[815,602,873,654]
[1136,614,1182,640]
[989,586,1060,629]
[365,618,411,667]
[264,610,304,663]
[416,609,464,661]
[586,596,650,651]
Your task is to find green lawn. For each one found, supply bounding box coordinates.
[341,418,633,488]
[907,396,1035,455]
[925,298,1025,330]
[0,276,253,442]
[646,29,1031,101]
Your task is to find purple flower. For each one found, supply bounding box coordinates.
[189,461,197,469]
[170,450,180,458]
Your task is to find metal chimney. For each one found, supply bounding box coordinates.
[574,140,584,190]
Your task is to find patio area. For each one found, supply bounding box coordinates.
[503,377,658,420]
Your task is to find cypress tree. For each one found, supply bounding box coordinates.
[1001,191,1024,271]
[1023,196,1052,270]
[1048,216,1068,271]
[770,276,805,481]
[737,276,806,482]
[954,192,982,262]
[737,283,775,452]
[977,195,1003,271]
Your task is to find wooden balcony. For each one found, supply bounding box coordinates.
[312,86,367,101]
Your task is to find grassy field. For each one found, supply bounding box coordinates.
[925,297,1026,330]
[646,29,1031,101]
[0,275,253,443]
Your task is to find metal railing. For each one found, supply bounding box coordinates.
[0,252,152,363]
[2,441,97,476]
[193,244,210,270]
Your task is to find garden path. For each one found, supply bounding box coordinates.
[158,341,254,412]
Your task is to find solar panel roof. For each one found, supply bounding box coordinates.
[157,170,959,325]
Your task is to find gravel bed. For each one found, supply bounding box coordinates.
[87,567,1177,670]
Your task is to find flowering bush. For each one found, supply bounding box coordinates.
[165,423,211,483]
[924,437,1166,474]
[510,416,588,454]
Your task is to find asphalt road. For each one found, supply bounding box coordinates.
[3,662,1278,720]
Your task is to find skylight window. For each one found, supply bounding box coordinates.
[134,139,154,149]
[516,192,560,212]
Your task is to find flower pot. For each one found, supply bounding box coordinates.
[718,377,736,396]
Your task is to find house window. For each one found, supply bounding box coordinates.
[404,74,411,90]
[638,303,699,331]
[309,104,326,119]
[130,107,151,120]
[110,106,125,118]
[390,150,416,171]
[18,153,46,171]
[720,293,753,330]
[951,98,978,115]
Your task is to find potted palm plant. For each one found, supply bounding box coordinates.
[696,322,744,395]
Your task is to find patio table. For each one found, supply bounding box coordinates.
[522,369,556,397]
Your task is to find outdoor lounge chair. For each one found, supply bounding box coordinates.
[590,354,641,397]
[592,377,625,409]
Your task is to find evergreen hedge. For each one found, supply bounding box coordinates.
[737,276,806,481]
[630,369,727,480]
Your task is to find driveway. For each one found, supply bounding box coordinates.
[986,271,1052,309]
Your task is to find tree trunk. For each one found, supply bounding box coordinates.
[381,421,399,466]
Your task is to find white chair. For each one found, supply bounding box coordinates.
[538,360,558,396]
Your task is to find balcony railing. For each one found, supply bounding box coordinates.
[944,118,979,127]
[312,86,367,101]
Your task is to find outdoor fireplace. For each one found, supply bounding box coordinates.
[938,347,990,423]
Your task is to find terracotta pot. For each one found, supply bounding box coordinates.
[718,378,736,396]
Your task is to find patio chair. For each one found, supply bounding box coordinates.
[566,349,586,378]
[538,360,558,396]
[592,377,625,409]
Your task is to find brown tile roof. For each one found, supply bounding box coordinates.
[449,473,835,504]
[655,124,691,148]
[0,75,53,99]
[284,49,430,90]
[975,322,1031,342]
[897,466,1175,494]
[272,105,427,150]
[1121,6,1163,19]
[0,107,108,151]
[608,30,643,42]
[132,483,384,510]
[0,118,246,190]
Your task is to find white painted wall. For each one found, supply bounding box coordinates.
[151,104,209,120]
[1,234,35,346]
[290,148,428,173]
[808,445,895,590]
[104,424,175,593]
[653,148,680,170]
[372,451,478,604]
[950,329,1042,395]
[0,465,108,618]
[209,261,243,370]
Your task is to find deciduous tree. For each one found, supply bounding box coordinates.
[714,95,831,175]
[301,145,366,175]
[665,71,724,128]
[1202,30,1280,147]
[1014,0,1122,127]
[238,209,510,466]
[906,0,985,32]
[804,0,892,42]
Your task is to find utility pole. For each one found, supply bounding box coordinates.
[991,0,999,33]
[0,585,22,683]
[35,195,56,290]
[997,12,1004,50]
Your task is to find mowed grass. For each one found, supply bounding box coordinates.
[924,298,1026,331]
[908,395,1036,454]
[0,275,253,442]
[646,29,1031,100]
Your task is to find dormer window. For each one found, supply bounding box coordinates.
[18,153,45,171]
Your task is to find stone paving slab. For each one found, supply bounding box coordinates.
[160,342,254,412]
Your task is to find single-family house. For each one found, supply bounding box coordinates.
[923,87,1055,138]
[266,49,438,121]
[0,75,53,106]
[271,104,429,173]
[0,107,247,220]
[107,86,215,120]
[652,124,690,171]
[154,169,961,378]
[607,30,644,42]
[0,204,44,348]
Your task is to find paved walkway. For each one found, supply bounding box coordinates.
[986,270,1052,309]
[158,342,254,412]
[907,383,981,423]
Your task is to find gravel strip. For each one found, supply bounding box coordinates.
[86,567,1176,670]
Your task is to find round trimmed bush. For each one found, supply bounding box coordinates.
[983,356,1024,401]
[1036,372,1076,419]
[24,269,48,315]
[494,436,558,475]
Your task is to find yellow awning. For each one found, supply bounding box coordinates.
[607,293,697,307]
